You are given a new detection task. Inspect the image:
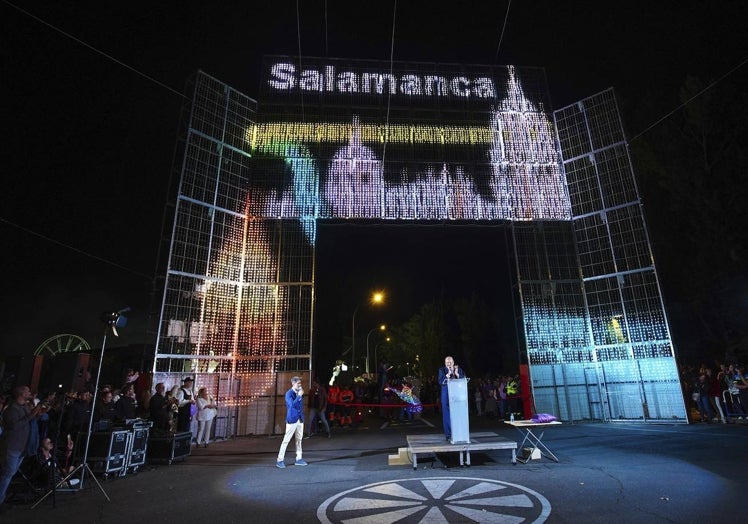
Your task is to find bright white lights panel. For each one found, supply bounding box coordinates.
[251,57,572,224]
[621,273,670,344]
[512,221,590,370]
[154,72,314,432]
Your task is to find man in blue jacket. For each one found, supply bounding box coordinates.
[437,356,465,441]
[276,376,308,468]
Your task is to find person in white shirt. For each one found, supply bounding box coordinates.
[195,387,218,447]
[175,377,196,432]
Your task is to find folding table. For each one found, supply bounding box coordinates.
[505,420,562,463]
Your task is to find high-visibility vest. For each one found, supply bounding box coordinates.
[506,380,518,395]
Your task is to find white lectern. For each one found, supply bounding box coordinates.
[447,378,470,444]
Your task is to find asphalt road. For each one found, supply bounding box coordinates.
[5,414,746,523]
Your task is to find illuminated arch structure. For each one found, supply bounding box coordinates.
[153,57,686,435]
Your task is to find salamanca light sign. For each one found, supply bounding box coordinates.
[267,62,497,99]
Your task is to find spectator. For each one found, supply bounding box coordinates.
[706,367,726,424]
[724,364,745,417]
[693,372,713,423]
[506,375,519,417]
[734,365,748,416]
[124,368,139,386]
[473,380,484,417]
[36,392,56,440]
[148,383,171,432]
[115,384,138,421]
[92,390,116,429]
[24,436,76,491]
[195,387,218,447]
[66,391,92,437]
[175,377,196,433]
[305,380,331,439]
[167,387,180,432]
[337,384,354,427]
[0,386,46,508]
[483,381,497,419]
[25,394,41,457]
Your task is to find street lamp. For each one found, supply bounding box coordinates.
[352,291,385,376]
[366,324,386,375]
[374,337,391,377]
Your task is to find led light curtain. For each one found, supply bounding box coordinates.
[251,56,571,224]
[155,60,682,437]
[153,71,314,436]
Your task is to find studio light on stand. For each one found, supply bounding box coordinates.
[33,307,130,508]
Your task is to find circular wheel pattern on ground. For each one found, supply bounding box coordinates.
[317,476,551,523]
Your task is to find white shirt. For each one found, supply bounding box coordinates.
[196,397,217,421]
[176,386,195,408]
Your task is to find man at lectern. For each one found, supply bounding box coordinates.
[438,356,465,441]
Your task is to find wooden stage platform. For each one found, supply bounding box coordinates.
[390,432,517,469]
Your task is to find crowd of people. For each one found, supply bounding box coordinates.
[0,369,220,511]
[0,358,526,500]
[3,355,744,500]
[683,361,748,423]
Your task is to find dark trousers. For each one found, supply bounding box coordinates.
[177,406,192,432]
[441,388,451,438]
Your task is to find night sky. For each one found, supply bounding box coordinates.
[2,1,746,367]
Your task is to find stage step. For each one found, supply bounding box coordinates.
[388,447,411,466]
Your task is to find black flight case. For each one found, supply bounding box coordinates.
[147,431,192,464]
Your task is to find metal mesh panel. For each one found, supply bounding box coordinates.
[594,144,639,208]
[563,155,603,216]
[607,205,652,273]
[551,89,686,422]
[573,213,616,277]
[553,103,591,160]
[531,358,683,423]
[582,92,626,151]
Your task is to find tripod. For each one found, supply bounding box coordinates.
[33,327,116,507]
[30,391,73,508]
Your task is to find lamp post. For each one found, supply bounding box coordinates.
[374,337,391,378]
[365,324,386,375]
[352,291,384,376]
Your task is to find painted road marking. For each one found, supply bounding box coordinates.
[317,477,551,523]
